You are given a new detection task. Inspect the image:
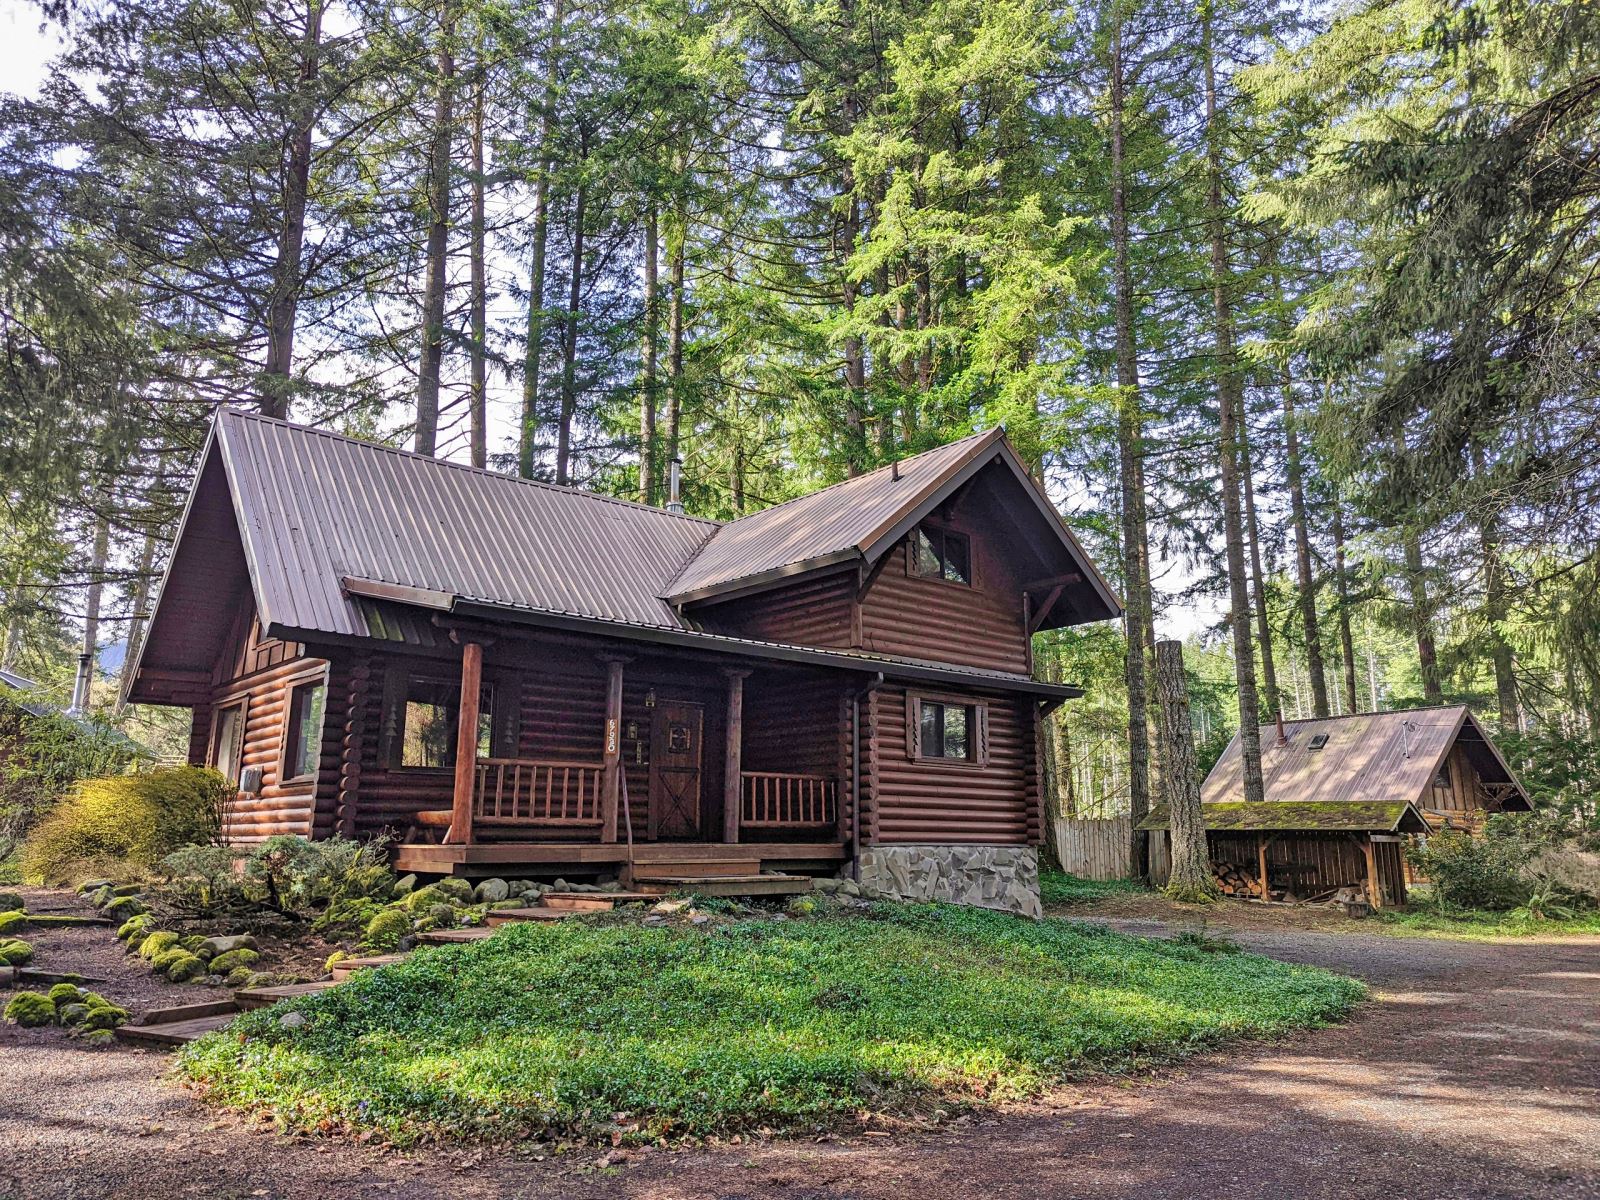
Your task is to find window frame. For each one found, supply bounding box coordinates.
[908,522,976,588]
[208,698,248,784]
[381,669,499,771]
[905,691,990,768]
[279,669,329,786]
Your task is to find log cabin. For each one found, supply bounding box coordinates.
[1142,706,1532,907]
[123,410,1121,915]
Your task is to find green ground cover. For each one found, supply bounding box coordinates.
[1039,870,1148,906]
[180,903,1362,1145]
[1374,898,1600,940]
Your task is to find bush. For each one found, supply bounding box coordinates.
[158,844,246,912]
[20,766,230,885]
[1407,823,1536,911]
[0,691,135,851]
[242,835,394,912]
[3,991,56,1027]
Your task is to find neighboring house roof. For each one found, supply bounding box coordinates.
[129,410,1116,703]
[1201,706,1531,812]
[1138,800,1432,835]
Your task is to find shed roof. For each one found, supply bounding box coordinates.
[1201,706,1530,811]
[1138,800,1432,834]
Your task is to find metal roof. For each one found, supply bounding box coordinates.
[1201,706,1530,810]
[1138,800,1432,834]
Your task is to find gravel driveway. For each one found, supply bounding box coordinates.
[4,898,1597,1200]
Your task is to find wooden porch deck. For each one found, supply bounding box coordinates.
[392,838,848,878]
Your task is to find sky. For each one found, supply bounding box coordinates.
[1,0,1226,645]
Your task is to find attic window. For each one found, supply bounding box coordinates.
[1307,733,1329,750]
[912,525,971,585]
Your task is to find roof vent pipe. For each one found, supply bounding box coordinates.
[890,458,900,481]
[666,458,684,513]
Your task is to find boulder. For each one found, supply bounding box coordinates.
[199,934,259,958]
[57,1002,90,1027]
[208,948,261,975]
[104,896,147,923]
[278,1011,308,1030]
[0,891,23,912]
[474,878,510,904]
[435,877,475,903]
[392,873,418,896]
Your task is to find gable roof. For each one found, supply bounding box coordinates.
[1201,706,1531,811]
[665,428,1122,621]
[128,410,1117,703]
[1138,800,1432,835]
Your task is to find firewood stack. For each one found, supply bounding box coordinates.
[1211,860,1260,897]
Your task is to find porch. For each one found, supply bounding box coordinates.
[381,633,856,880]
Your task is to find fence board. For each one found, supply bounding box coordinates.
[1053,816,1135,881]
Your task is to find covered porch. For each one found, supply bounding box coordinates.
[382,630,856,880]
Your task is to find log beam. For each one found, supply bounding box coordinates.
[1362,835,1383,909]
[445,640,484,845]
[599,656,628,843]
[722,668,750,843]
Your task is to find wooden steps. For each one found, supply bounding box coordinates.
[116,1011,239,1047]
[627,858,761,881]
[329,954,407,981]
[630,872,814,898]
[235,981,338,1009]
[416,926,498,943]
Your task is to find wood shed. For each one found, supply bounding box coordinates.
[1142,706,1532,907]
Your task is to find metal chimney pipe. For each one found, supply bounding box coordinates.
[666,458,684,513]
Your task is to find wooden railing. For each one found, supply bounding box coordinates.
[473,757,605,826]
[741,771,838,829]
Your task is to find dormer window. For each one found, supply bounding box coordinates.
[912,525,971,585]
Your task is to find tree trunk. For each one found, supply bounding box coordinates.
[1238,402,1279,718]
[1281,367,1329,715]
[1401,525,1443,703]
[1155,640,1214,900]
[1331,491,1359,712]
[666,205,685,466]
[115,527,158,714]
[554,180,587,485]
[1203,11,1265,804]
[467,53,487,469]
[72,512,110,713]
[1108,16,1151,873]
[259,0,323,420]
[518,0,565,479]
[1472,444,1518,728]
[414,1,456,458]
[638,207,659,503]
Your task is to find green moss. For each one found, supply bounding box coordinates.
[421,903,457,930]
[103,895,147,922]
[139,930,180,960]
[80,1028,117,1046]
[434,877,474,903]
[179,934,208,955]
[81,1002,129,1030]
[117,914,154,941]
[0,936,34,966]
[0,891,23,911]
[156,951,207,983]
[3,991,56,1027]
[209,948,261,975]
[362,908,412,952]
[179,905,1366,1146]
[398,884,450,912]
[0,910,25,936]
[48,982,85,1007]
[225,967,254,988]
[58,1002,90,1026]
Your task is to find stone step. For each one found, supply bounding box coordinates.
[329,954,408,981]
[483,907,574,927]
[233,981,338,1010]
[634,873,814,898]
[415,926,497,944]
[116,1011,239,1047]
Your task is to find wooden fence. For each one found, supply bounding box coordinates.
[1053,817,1169,882]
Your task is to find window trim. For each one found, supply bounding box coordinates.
[278,668,329,787]
[907,522,977,589]
[905,691,990,768]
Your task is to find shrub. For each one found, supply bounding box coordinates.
[0,691,135,850]
[1408,824,1536,911]
[3,991,56,1027]
[20,766,230,885]
[362,908,412,951]
[0,937,34,965]
[158,844,246,912]
[242,835,393,912]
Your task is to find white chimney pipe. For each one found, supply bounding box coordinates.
[666,458,684,513]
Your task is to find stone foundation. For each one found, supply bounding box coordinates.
[855,844,1041,918]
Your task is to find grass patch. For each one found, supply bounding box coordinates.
[179,904,1362,1145]
[1375,899,1600,941]
[1039,870,1147,906]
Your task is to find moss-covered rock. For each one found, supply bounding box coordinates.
[3,991,56,1027]
[225,966,254,988]
[0,910,26,936]
[0,937,34,966]
[434,876,474,903]
[0,891,23,912]
[103,896,147,922]
[80,1003,129,1031]
[312,897,382,938]
[422,903,457,930]
[79,1028,116,1047]
[48,982,85,1008]
[139,930,180,961]
[473,877,510,904]
[399,883,450,911]
[57,1002,91,1027]
[392,873,417,896]
[161,952,207,984]
[362,907,412,952]
[179,934,208,955]
[88,885,114,909]
[786,895,820,917]
[199,934,258,958]
[208,948,260,975]
[76,878,114,894]
[117,914,154,942]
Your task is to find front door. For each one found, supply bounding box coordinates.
[649,700,704,839]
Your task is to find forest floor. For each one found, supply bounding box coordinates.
[4,889,1598,1200]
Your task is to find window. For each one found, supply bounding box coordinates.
[907,692,988,765]
[393,675,493,769]
[210,701,246,783]
[282,678,327,783]
[912,524,971,585]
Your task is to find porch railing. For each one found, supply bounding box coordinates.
[473,757,605,826]
[741,771,838,830]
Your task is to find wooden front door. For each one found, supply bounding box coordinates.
[649,700,704,839]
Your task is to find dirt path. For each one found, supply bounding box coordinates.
[4,899,1597,1200]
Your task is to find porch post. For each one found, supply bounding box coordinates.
[600,656,626,842]
[722,668,749,844]
[445,639,484,846]
[1362,835,1384,909]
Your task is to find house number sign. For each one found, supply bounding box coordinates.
[606,718,618,755]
